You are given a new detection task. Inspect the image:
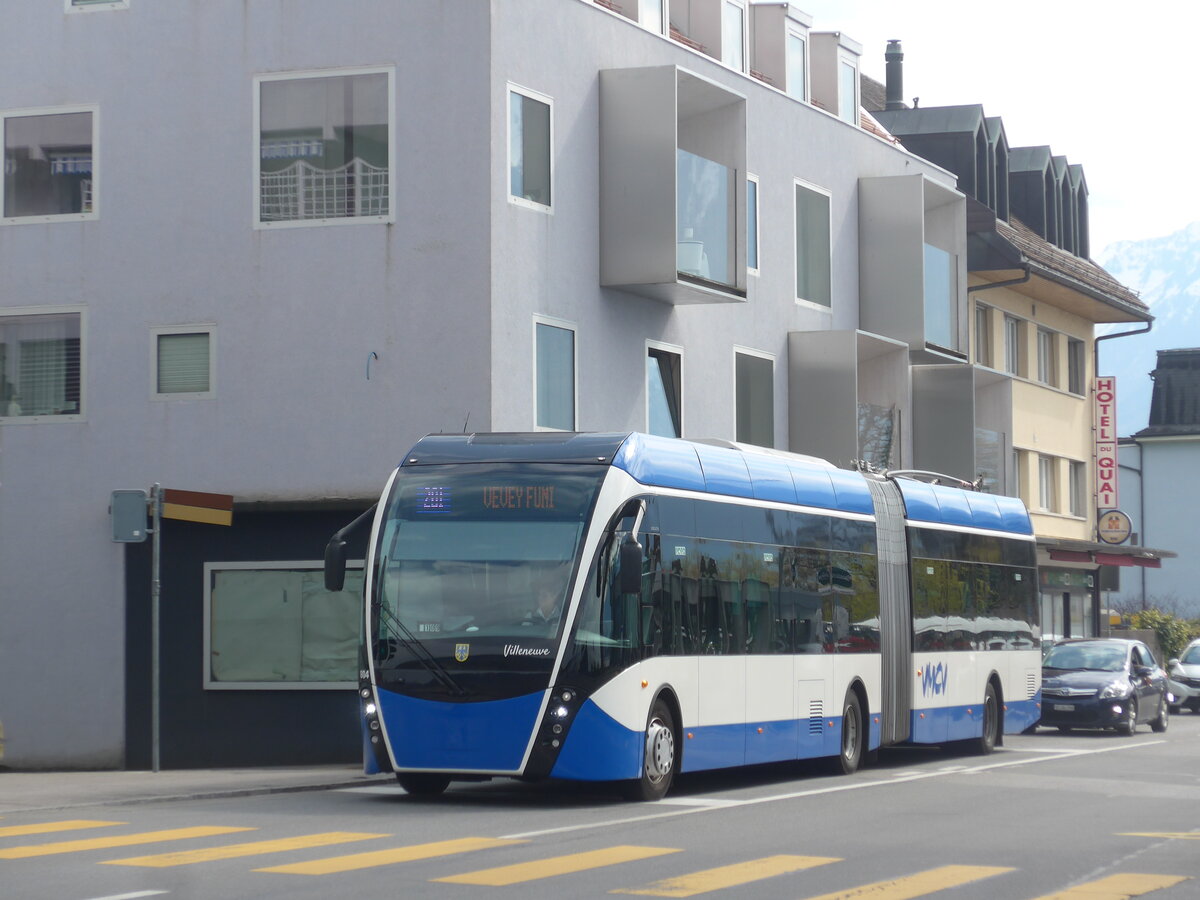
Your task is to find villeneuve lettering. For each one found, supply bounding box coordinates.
[504,644,552,658]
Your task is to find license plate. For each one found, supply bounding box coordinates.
[1052,703,1075,711]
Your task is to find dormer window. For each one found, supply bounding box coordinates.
[640,0,665,35]
[785,29,808,101]
[838,58,858,124]
[721,1,746,71]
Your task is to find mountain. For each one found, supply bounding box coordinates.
[1097,221,1200,436]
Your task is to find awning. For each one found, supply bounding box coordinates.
[1040,536,1174,568]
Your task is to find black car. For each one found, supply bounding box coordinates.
[1039,638,1169,735]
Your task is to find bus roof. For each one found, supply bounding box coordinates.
[400,432,1032,535]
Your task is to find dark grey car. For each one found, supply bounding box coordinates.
[1039,638,1169,735]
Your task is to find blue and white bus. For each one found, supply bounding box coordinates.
[325,432,1041,800]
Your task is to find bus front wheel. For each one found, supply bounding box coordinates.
[626,698,677,802]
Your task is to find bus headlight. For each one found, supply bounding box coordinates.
[365,703,377,716]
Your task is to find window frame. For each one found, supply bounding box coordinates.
[793,178,832,308]
[733,345,775,448]
[507,82,555,213]
[746,173,760,276]
[1036,326,1057,387]
[974,302,992,367]
[646,339,684,438]
[785,26,808,102]
[2,105,99,226]
[638,0,666,36]
[720,0,747,72]
[252,66,396,230]
[150,325,216,400]
[1038,454,1057,512]
[202,559,364,691]
[1068,459,1087,518]
[1003,314,1023,376]
[1067,337,1086,395]
[837,54,859,125]
[0,304,86,423]
[533,314,577,432]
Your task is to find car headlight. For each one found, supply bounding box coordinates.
[1098,681,1130,699]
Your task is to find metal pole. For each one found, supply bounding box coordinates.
[150,483,162,773]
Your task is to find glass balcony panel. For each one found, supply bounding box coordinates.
[677,148,734,287]
[923,243,955,349]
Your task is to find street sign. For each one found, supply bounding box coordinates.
[161,488,233,526]
[111,490,149,542]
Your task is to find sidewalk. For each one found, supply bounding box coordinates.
[0,766,394,814]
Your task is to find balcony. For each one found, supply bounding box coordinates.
[600,65,747,304]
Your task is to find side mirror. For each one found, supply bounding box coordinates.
[618,536,643,595]
[1168,659,1180,668]
[325,538,348,592]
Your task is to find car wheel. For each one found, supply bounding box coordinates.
[625,697,676,801]
[1117,697,1137,736]
[836,690,865,774]
[1150,694,1169,733]
[1188,699,1200,714]
[972,683,1000,755]
[396,773,451,796]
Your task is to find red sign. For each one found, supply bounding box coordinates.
[1095,376,1118,509]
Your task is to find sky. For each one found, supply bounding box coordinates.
[796,0,1200,254]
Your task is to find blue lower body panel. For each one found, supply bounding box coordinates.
[377,689,543,771]
[551,700,642,781]
[910,697,1041,744]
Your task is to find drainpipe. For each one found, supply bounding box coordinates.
[966,266,1031,294]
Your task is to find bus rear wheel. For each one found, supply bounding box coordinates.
[836,690,864,775]
[626,698,676,802]
[973,683,1000,755]
[396,773,450,796]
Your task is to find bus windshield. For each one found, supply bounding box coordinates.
[370,463,604,694]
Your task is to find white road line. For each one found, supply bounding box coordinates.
[500,740,1167,840]
[82,892,169,900]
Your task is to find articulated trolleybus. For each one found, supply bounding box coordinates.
[325,432,1041,800]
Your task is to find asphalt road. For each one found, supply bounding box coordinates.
[3,714,1199,900]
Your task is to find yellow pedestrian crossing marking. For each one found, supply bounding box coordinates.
[102,831,388,867]
[1120,832,1200,841]
[0,826,254,859]
[258,836,526,875]
[1030,873,1190,899]
[0,820,125,839]
[612,854,841,897]
[798,864,1013,900]
[433,845,682,886]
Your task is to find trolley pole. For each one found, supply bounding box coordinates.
[150,483,162,773]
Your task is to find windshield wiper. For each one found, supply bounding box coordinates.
[376,602,468,697]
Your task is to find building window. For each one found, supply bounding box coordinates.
[747,175,759,274]
[204,561,363,689]
[923,243,956,350]
[535,318,575,430]
[0,309,82,420]
[153,327,214,398]
[509,85,553,210]
[974,303,992,367]
[1038,455,1057,512]
[1069,460,1087,517]
[1003,314,1022,376]
[735,349,773,448]
[785,30,807,101]
[795,181,831,306]
[1067,337,1085,395]
[838,58,858,124]
[1037,327,1056,386]
[255,68,393,226]
[677,149,735,287]
[2,107,96,222]
[647,344,682,438]
[639,0,665,35]
[721,1,746,71]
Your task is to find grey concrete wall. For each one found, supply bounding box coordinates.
[0,0,952,766]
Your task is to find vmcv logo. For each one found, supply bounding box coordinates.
[921,661,949,696]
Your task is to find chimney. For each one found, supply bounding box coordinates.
[885,39,905,110]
